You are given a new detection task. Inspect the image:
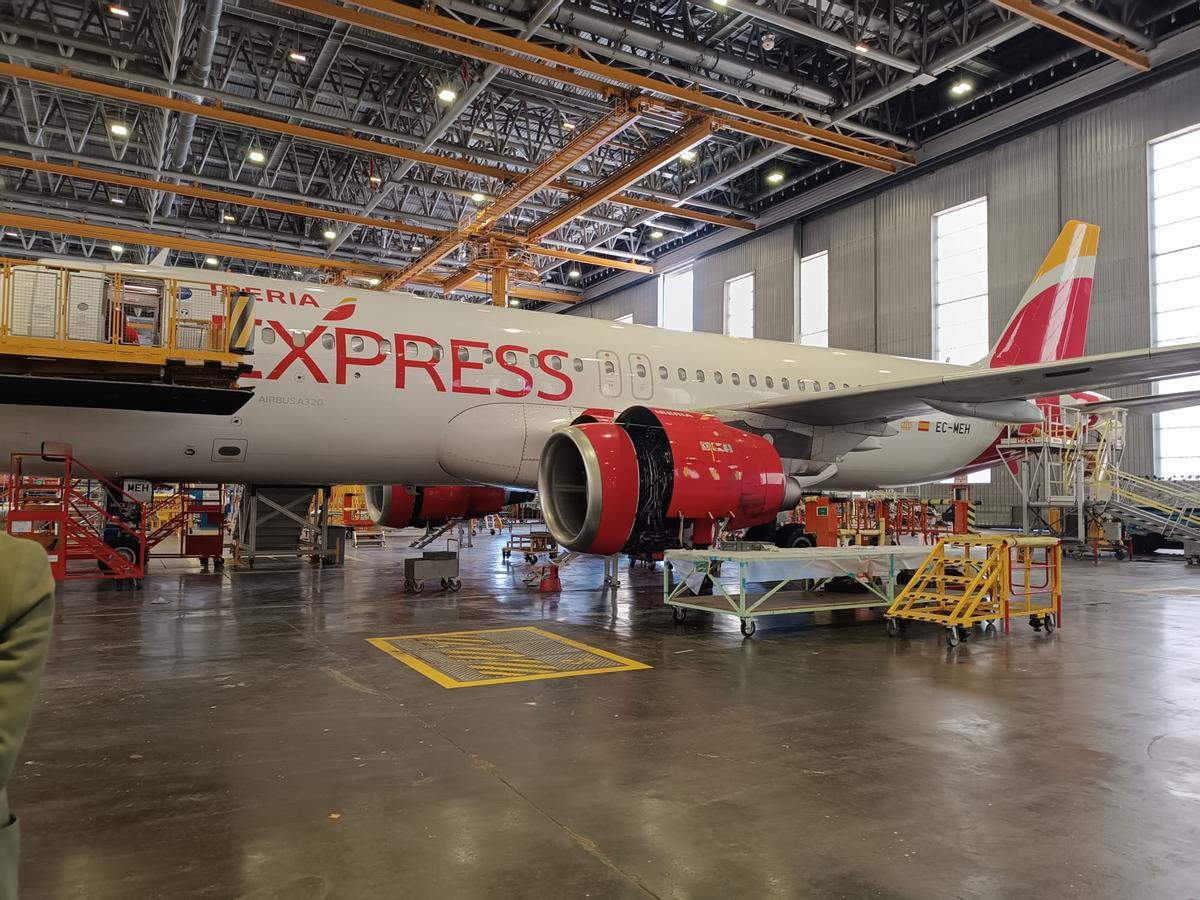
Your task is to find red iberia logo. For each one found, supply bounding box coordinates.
[322,296,358,322]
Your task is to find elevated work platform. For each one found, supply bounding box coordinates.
[0,258,255,414]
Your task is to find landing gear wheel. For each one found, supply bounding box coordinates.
[1043,612,1056,633]
[672,607,687,622]
[946,626,960,648]
[886,618,900,638]
[740,618,757,637]
[406,578,424,594]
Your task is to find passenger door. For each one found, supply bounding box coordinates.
[628,352,653,400]
[597,350,622,398]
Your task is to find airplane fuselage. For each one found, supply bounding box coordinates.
[0,269,1001,490]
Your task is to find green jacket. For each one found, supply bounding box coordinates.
[0,534,55,900]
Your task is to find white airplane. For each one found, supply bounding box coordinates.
[3,220,1199,555]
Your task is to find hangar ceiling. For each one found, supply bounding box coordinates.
[0,0,1192,304]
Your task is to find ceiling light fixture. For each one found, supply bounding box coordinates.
[288,50,308,63]
[508,299,521,307]
[322,227,337,240]
[766,169,785,184]
[679,149,697,162]
[568,268,581,279]
[110,244,124,254]
[222,212,236,223]
[108,121,130,138]
[650,229,664,239]
[854,42,870,54]
[108,4,130,17]
[437,87,457,103]
[368,174,383,185]
[950,78,974,97]
[471,191,486,203]
[368,277,381,287]
[110,196,125,205]
[247,147,266,164]
[205,256,219,266]
[562,119,577,131]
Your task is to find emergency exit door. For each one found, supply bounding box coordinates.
[628,352,653,400]
[597,350,622,398]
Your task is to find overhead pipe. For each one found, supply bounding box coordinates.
[166,0,223,172]
[713,0,922,74]
[436,0,915,147]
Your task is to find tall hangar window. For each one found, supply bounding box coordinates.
[659,267,693,331]
[932,197,989,365]
[799,251,829,347]
[724,272,755,338]
[1150,127,1200,477]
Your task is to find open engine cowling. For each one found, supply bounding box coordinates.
[539,406,787,555]
[364,485,531,528]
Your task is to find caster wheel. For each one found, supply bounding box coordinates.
[1043,613,1056,633]
[548,550,558,559]
[525,553,537,564]
[945,627,960,648]
[672,607,687,622]
[448,577,461,592]
[886,618,900,637]
[440,578,450,590]
[247,558,255,569]
[490,528,496,535]
[502,548,510,558]
[740,619,757,637]
[1029,615,1043,632]
[214,558,224,571]
[1114,548,1127,561]
[1070,547,1085,561]
[406,578,424,594]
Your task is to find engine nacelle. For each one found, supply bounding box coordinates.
[539,406,787,555]
[364,485,531,528]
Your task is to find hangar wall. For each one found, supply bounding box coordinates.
[574,65,1200,510]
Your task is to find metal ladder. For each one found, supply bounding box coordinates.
[410,522,455,549]
[1092,470,1200,542]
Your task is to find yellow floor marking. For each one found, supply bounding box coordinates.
[367,626,651,689]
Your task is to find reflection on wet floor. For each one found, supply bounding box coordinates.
[15,532,1200,899]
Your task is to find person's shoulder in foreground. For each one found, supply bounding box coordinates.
[0,535,54,617]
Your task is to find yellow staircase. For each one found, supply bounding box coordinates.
[886,535,1061,646]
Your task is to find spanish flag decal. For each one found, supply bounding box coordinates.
[917,420,931,432]
[322,296,358,322]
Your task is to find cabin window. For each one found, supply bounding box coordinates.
[813,381,822,392]
[765,376,774,389]
[380,339,391,355]
[604,360,616,376]
[798,380,807,391]
[828,381,836,391]
[573,357,584,372]
[549,355,563,371]
[261,327,275,344]
[432,345,443,361]
[503,349,517,364]
[782,377,790,389]
[843,382,850,389]
[658,365,668,380]
[731,372,740,386]
[529,354,539,368]
[456,345,469,362]
[748,374,757,387]
[678,368,687,381]
[351,336,365,353]
[635,362,647,378]
[482,348,492,364]
[713,371,723,384]
[321,334,334,350]
[695,369,706,383]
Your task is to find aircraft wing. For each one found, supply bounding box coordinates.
[1078,388,1200,415]
[729,342,1200,427]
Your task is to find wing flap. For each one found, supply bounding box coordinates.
[732,342,1200,426]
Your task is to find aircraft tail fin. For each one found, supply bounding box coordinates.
[986,220,1099,368]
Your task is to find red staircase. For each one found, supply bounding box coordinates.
[7,451,146,585]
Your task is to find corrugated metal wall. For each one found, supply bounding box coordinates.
[572,66,1200,511]
[567,276,658,324]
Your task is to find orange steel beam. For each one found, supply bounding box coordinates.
[491,267,508,308]
[458,277,578,303]
[0,153,445,239]
[526,117,717,243]
[990,1,1150,70]
[384,232,466,289]
[473,98,644,232]
[714,118,896,174]
[0,209,399,277]
[0,61,510,181]
[443,266,480,292]
[519,244,653,273]
[595,194,755,231]
[273,0,914,168]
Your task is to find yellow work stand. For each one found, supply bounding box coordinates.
[885,534,1062,647]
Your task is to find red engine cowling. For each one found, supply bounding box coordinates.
[364,485,528,528]
[538,406,787,555]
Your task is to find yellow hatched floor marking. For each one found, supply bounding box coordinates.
[367,625,650,689]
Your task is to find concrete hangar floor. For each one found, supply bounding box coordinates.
[14,535,1200,899]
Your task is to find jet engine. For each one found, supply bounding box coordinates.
[364,485,531,528]
[538,406,790,555]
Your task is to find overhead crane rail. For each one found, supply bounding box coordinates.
[0,259,254,414]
